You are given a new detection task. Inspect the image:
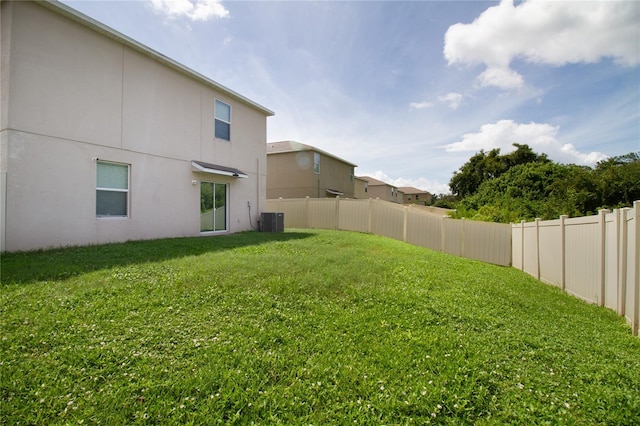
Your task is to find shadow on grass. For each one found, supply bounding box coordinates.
[0,231,314,285]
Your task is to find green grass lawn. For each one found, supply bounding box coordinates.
[2,229,639,425]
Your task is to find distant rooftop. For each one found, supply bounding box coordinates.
[398,186,431,195]
[358,176,395,187]
[267,141,357,167]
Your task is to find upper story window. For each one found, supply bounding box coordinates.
[215,99,231,141]
[350,167,354,182]
[313,152,320,174]
[96,160,129,217]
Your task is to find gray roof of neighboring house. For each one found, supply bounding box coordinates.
[39,0,274,117]
[357,176,395,187]
[267,141,357,167]
[397,186,431,195]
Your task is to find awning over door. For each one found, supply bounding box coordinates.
[325,188,344,196]
[191,160,248,178]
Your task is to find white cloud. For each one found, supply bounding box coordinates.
[476,67,524,90]
[409,101,434,110]
[149,0,229,21]
[444,0,640,89]
[362,171,450,195]
[444,120,607,166]
[438,92,464,110]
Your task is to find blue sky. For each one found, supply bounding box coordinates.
[62,0,640,194]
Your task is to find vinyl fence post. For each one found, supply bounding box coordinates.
[403,205,408,243]
[620,208,628,317]
[633,201,639,336]
[560,215,567,291]
[615,209,624,315]
[461,218,466,259]
[335,197,340,230]
[305,196,310,229]
[441,216,447,254]
[367,198,373,234]
[535,218,541,281]
[520,220,526,272]
[598,209,609,307]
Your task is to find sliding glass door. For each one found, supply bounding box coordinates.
[200,182,227,232]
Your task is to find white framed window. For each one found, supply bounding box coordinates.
[313,152,320,174]
[96,160,129,217]
[215,99,231,141]
[200,181,228,232]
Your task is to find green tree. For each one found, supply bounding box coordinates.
[457,162,590,222]
[594,152,640,209]
[449,144,549,197]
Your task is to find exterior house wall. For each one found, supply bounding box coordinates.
[1,1,271,252]
[266,142,355,199]
[363,184,402,203]
[400,188,433,205]
[317,153,355,198]
[357,177,402,204]
[363,185,389,201]
[266,151,315,199]
[354,177,367,199]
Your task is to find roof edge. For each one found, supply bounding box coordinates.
[267,141,358,167]
[39,0,274,117]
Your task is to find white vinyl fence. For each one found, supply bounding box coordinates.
[512,201,639,336]
[265,197,511,266]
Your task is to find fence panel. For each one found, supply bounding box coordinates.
[564,216,601,304]
[464,220,512,265]
[512,201,639,335]
[338,199,370,233]
[512,222,523,270]
[522,222,539,278]
[442,218,463,257]
[307,198,337,229]
[604,211,620,311]
[370,200,405,241]
[405,209,442,252]
[538,219,562,287]
[265,198,306,228]
[623,207,638,333]
[266,198,511,266]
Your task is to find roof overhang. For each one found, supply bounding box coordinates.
[191,161,248,178]
[326,188,344,196]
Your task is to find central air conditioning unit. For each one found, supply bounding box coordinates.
[260,212,284,233]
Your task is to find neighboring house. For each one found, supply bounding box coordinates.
[354,176,369,199]
[0,0,273,252]
[398,187,433,205]
[357,176,403,203]
[267,141,357,199]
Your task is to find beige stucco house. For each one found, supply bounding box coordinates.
[0,0,273,252]
[357,176,403,203]
[398,187,433,205]
[267,141,357,199]
[354,176,369,199]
